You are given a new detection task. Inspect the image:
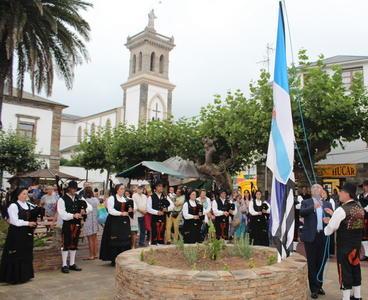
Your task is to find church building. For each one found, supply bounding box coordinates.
[60,10,175,157]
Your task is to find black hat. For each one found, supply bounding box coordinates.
[67,180,78,190]
[340,182,357,198]
[362,180,368,187]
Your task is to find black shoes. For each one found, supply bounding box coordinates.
[350,297,362,300]
[61,266,69,273]
[69,264,82,271]
[311,292,318,299]
[318,288,326,295]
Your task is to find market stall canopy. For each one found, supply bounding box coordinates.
[162,156,210,186]
[13,169,80,180]
[116,161,184,178]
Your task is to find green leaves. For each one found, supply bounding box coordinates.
[0,131,41,174]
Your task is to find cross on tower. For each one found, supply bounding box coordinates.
[152,102,161,120]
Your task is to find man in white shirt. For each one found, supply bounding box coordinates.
[132,185,148,247]
[212,190,237,240]
[147,182,174,245]
[57,181,92,273]
[324,183,364,300]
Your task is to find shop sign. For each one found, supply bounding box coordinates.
[316,164,357,178]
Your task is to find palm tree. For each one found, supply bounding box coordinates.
[0,0,92,128]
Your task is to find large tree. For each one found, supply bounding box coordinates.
[0,0,92,128]
[74,50,368,189]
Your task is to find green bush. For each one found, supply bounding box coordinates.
[230,234,252,260]
[267,254,277,265]
[0,219,9,249]
[33,236,47,248]
[183,245,199,266]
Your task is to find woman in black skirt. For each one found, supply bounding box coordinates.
[0,188,38,284]
[99,184,134,266]
[182,190,202,244]
[248,190,270,246]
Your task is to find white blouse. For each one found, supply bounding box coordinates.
[107,194,126,216]
[249,199,270,216]
[8,201,33,227]
[182,200,197,220]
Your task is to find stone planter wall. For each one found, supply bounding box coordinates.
[115,245,308,300]
[33,244,60,272]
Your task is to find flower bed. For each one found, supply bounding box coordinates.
[115,244,308,300]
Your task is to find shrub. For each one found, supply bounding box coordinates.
[230,234,252,260]
[183,245,199,265]
[267,254,277,265]
[0,219,9,249]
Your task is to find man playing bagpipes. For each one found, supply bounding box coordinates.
[212,189,237,240]
[147,182,174,245]
[57,181,92,273]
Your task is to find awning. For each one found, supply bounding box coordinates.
[116,161,184,178]
[13,168,79,180]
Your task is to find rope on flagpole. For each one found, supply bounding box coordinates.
[295,142,312,186]
[281,0,317,184]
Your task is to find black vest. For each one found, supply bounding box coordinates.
[337,201,364,251]
[188,201,199,215]
[63,194,86,214]
[151,193,169,211]
[15,202,31,222]
[216,198,231,212]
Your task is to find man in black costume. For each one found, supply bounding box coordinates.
[57,181,92,273]
[147,182,174,245]
[324,183,364,300]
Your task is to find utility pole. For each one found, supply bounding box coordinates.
[257,43,275,73]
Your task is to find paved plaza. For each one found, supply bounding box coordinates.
[0,252,367,300]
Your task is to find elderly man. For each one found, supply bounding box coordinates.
[132,185,148,247]
[324,182,364,300]
[300,184,333,299]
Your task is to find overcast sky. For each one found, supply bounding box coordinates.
[26,0,368,118]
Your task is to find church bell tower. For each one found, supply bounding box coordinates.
[121,10,175,126]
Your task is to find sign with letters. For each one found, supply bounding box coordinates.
[316,164,357,178]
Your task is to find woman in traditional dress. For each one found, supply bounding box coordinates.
[248,190,270,246]
[83,186,100,260]
[0,188,39,284]
[99,184,134,266]
[182,190,202,244]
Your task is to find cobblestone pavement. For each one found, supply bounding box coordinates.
[0,251,367,299]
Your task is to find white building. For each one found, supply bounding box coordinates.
[2,88,67,170]
[60,10,175,158]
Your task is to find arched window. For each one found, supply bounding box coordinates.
[150,52,155,71]
[138,52,142,71]
[77,126,82,142]
[91,123,96,134]
[106,118,111,129]
[132,54,136,74]
[159,55,164,74]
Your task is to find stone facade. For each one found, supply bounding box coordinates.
[115,246,308,300]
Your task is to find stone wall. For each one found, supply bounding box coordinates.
[115,246,308,300]
[33,244,60,272]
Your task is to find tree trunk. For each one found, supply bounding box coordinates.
[104,169,111,194]
[0,77,5,130]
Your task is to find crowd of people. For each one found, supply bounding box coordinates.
[0,178,367,300]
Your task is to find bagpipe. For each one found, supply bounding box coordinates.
[158,193,171,213]
[195,201,204,221]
